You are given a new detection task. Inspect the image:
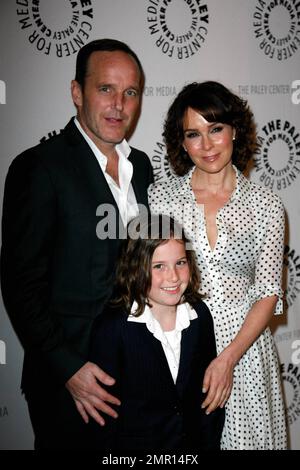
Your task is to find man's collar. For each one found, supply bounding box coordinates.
[74,117,131,161]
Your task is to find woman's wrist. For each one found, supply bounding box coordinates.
[220,344,241,368]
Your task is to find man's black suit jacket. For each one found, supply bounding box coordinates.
[0,119,153,421]
[88,301,225,451]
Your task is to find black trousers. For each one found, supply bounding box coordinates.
[25,386,93,450]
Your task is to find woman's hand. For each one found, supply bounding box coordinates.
[201,349,235,414]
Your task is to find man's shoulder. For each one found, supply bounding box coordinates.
[129,147,153,186]
[129,145,147,156]
[129,146,151,165]
[9,119,79,171]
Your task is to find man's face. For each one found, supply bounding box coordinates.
[71,50,142,154]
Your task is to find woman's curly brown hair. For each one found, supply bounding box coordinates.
[163,81,258,175]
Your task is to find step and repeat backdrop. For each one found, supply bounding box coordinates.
[0,0,300,450]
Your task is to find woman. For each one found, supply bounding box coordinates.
[148,81,287,450]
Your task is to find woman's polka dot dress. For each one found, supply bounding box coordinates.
[148,166,287,450]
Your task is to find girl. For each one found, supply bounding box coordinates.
[88,213,224,450]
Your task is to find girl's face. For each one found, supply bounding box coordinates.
[182,107,235,174]
[148,239,190,312]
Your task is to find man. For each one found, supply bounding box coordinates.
[0,39,153,449]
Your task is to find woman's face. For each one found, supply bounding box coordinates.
[182,107,235,174]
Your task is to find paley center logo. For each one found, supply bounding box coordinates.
[16,0,94,57]
[39,128,64,143]
[283,244,300,308]
[253,0,300,60]
[254,118,300,191]
[151,141,175,182]
[281,360,300,425]
[146,0,209,59]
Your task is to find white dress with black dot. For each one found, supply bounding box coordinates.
[148,166,287,450]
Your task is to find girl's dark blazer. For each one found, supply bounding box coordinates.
[88,301,225,451]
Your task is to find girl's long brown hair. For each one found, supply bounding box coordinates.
[112,214,203,316]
